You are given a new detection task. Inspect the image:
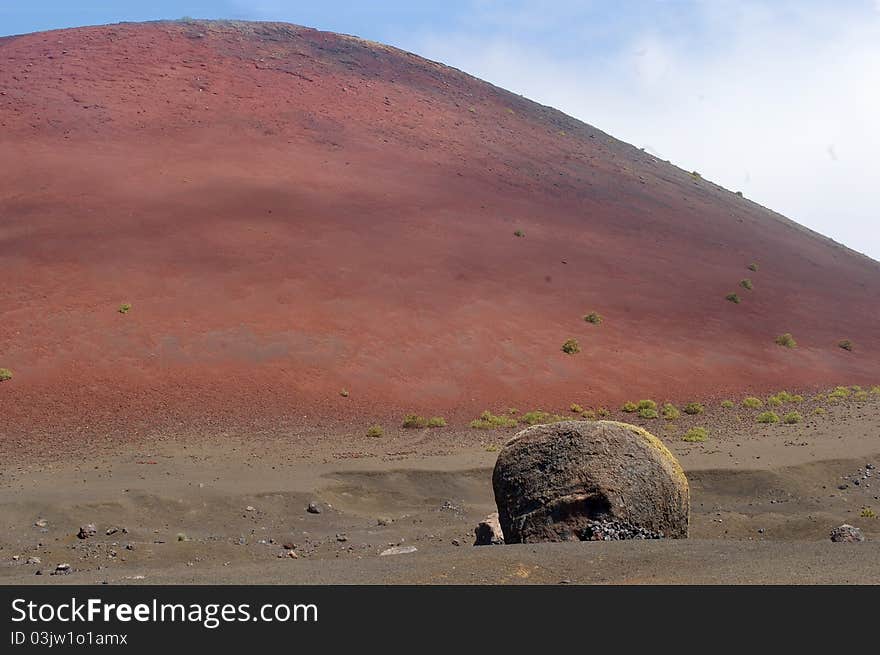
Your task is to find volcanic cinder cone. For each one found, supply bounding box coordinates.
[2,20,879,442]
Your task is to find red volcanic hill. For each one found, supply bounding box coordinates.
[1,20,879,440]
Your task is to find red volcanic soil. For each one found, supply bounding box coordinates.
[1,20,879,443]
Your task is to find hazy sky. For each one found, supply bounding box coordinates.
[3,1,879,260]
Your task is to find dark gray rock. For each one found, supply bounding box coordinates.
[830,524,864,543]
[492,420,689,544]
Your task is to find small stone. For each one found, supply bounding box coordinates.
[282,542,297,550]
[287,550,299,559]
[336,534,348,542]
[474,512,505,546]
[838,484,849,490]
[246,505,256,512]
[451,539,461,546]
[54,563,71,574]
[26,556,41,565]
[307,502,322,514]
[77,524,97,539]
[34,519,48,528]
[377,517,392,526]
[830,524,864,543]
[380,545,417,556]
[105,527,119,535]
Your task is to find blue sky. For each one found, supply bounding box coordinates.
[3,1,879,259]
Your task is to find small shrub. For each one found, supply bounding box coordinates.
[838,340,853,352]
[775,333,797,348]
[118,303,132,314]
[791,394,804,403]
[621,401,638,413]
[662,403,680,420]
[720,400,734,408]
[426,416,446,428]
[812,393,826,401]
[0,368,12,382]
[726,293,741,304]
[583,312,602,325]
[740,278,753,290]
[402,414,428,429]
[485,444,500,452]
[757,411,780,424]
[782,411,802,424]
[748,263,759,272]
[854,391,868,401]
[637,399,657,411]
[520,410,565,426]
[871,386,880,395]
[514,230,525,237]
[767,396,783,407]
[683,402,704,415]
[639,407,659,419]
[735,191,744,197]
[813,407,827,415]
[581,410,597,420]
[470,411,517,430]
[860,507,877,519]
[340,389,349,397]
[743,397,763,409]
[561,338,580,355]
[682,427,708,442]
[829,386,851,399]
[851,385,862,392]
[690,171,701,179]
[570,403,585,414]
[366,425,384,438]
[595,407,610,418]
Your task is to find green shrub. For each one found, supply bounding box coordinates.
[838,340,853,352]
[581,409,597,420]
[860,507,877,519]
[596,407,610,418]
[0,368,12,382]
[583,312,602,325]
[851,385,862,392]
[639,407,659,419]
[740,279,753,290]
[637,399,657,410]
[748,263,759,272]
[662,403,680,420]
[767,396,783,407]
[757,411,780,424]
[520,410,566,426]
[791,394,804,403]
[854,391,868,401]
[775,333,797,348]
[683,402,704,415]
[736,191,744,197]
[720,400,734,408]
[682,427,708,442]
[470,411,517,430]
[726,293,741,304]
[743,397,763,409]
[812,393,826,401]
[561,339,580,355]
[570,403,585,414]
[690,171,701,179]
[782,411,802,424]
[118,303,132,314]
[813,407,827,415]
[366,425,384,438]
[829,386,851,399]
[871,386,880,395]
[402,414,428,429]
[621,401,638,413]
[427,417,447,427]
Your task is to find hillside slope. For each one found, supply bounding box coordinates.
[1,20,879,440]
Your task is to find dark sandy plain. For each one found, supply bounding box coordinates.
[1,21,879,584]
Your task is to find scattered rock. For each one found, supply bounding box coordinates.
[307,502,322,514]
[52,563,71,575]
[830,524,864,543]
[336,533,348,542]
[105,527,119,536]
[492,420,690,543]
[26,556,41,565]
[376,517,392,526]
[34,519,48,528]
[474,512,505,546]
[451,539,461,546]
[246,505,256,512]
[380,545,418,556]
[77,524,97,539]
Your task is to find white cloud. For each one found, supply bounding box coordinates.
[406,1,880,259]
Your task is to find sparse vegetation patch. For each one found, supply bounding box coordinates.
[748,263,759,272]
[583,312,602,325]
[621,401,638,413]
[740,278,753,290]
[662,403,680,420]
[743,397,763,409]
[427,416,447,428]
[520,410,566,426]
[402,414,428,429]
[118,303,132,314]
[782,411,802,424]
[561,338,581,355]
[726,293,741,304]
[366,425,384,438]
[720,400,734,408]
[775,333,797,348]
[757,411,780,424]
[838,340,853,352]
[683,402,704,415]
[0,368,12,382]
[639,407,659,419]
[470,411,517,430]
[682,427,708,442]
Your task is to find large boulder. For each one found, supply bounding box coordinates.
[492,421,689,543]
